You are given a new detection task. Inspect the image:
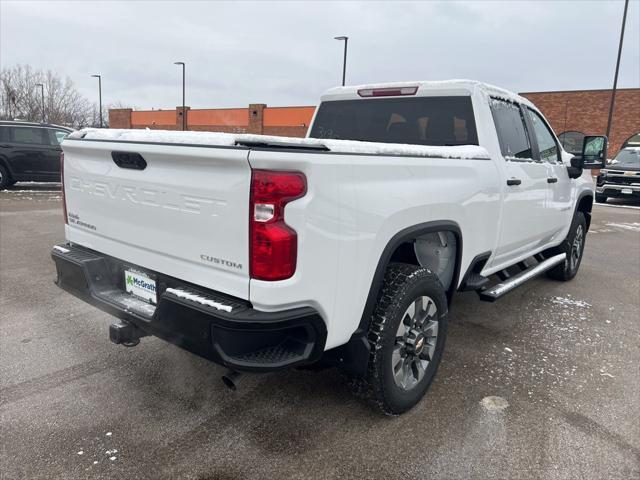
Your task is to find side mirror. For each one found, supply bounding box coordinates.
[581,135,608,168]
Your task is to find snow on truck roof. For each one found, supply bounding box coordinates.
[68,129,489,160]
[321,79,534,107]
[70,79,528,160]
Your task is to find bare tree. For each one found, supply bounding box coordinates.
[0,65,94,128]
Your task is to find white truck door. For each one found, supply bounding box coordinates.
[488,98,551,269]
[525,107,574,242]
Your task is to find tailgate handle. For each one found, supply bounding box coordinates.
[111,151,147,170]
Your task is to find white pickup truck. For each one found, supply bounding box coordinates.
[51,80,606,414]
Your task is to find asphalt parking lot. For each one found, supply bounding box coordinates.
[1,184,639,480]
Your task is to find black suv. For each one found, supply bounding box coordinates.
[0,121,73,189]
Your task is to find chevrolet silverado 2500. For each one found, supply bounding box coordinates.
[596,147,640,202]
[51,80,606,414]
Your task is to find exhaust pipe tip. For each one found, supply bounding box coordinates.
[222,370,242,391]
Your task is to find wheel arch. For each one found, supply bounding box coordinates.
[324,221,462,376]
[360,221,462,330]
[576,190,594,231]
[323,221,463,376]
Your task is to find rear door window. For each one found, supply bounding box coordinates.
[9,127,50,145]
[489,98,532,160]
[309,96,478,146]
[526,108,560,163]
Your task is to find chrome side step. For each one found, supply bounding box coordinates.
[478,253,566,302]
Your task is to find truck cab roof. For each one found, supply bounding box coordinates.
[320,79,535,108]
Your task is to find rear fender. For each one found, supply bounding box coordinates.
[325,221,462,375]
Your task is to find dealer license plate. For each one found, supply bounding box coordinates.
[621,188,633,195]
[124,269,157,305]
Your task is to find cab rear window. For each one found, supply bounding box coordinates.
[309,96,478,146]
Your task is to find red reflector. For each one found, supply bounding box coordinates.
[357,86,418,97]
[250,170,306,281]
[60,152,68,225]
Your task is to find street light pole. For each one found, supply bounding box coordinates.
[606,0,629,140]
[35,83,45,123]
[334,36,348,86]
[91,75,103,128]
[174,62,186,130]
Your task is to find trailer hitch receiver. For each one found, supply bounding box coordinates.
[109,321,146,347]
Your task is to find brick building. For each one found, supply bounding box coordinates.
[109,88,639,156]
[109,104,315,138]
[520,88,639,156]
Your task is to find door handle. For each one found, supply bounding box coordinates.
[506,178,522,186]
[547,177,558,184]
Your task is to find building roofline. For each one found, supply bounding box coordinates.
[129,105,317,113]
[520,87,639,95]
[262,105,316,110]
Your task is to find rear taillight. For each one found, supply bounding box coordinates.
[60,152,68,224]
[357,86,418,97]
[250,170,306,281]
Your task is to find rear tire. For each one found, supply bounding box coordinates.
[546,212,587,281]
[595,194,607,203]
[353,263,448,415]
[0,164,12,190]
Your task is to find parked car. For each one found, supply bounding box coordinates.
[0,121,73,189]
[596,147,640,202]
[51,80,604,415]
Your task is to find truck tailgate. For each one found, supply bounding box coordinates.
[62,139,251,300]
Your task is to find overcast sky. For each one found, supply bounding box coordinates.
[1,0,639,110]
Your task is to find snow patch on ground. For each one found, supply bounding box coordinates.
[0,188,62,202]
[549,295,591,309]
[480,396,509,412]
[14,181,61,186]
[72,432,121,468]
[1,189,59,193]
[447,292,616,406]
[605,222,640,232]
[595,203,640,211]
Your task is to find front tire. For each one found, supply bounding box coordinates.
[546,212,587,281]
[595,194,607,203]
[355,263,448,415]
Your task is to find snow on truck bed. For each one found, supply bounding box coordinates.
[68,128,490,160]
